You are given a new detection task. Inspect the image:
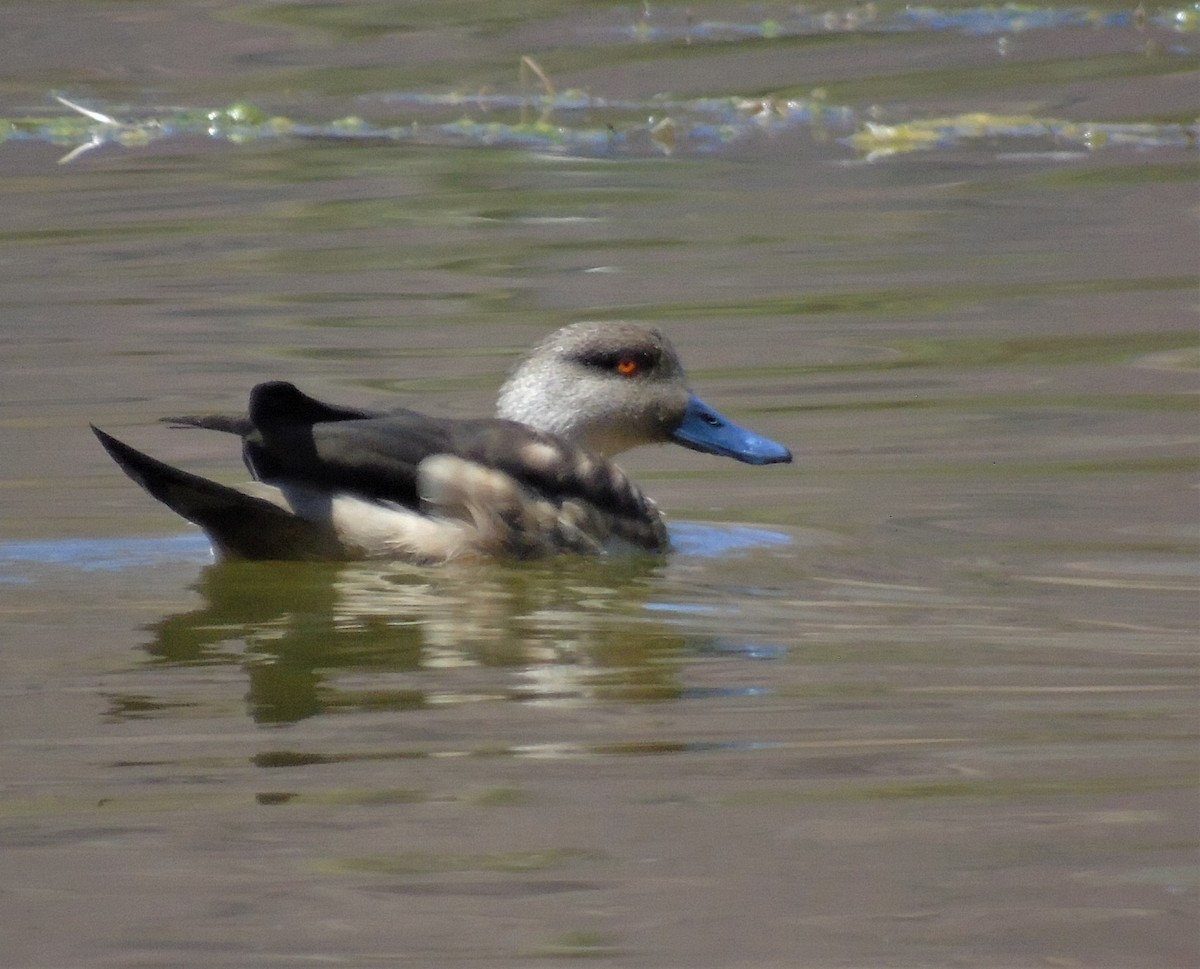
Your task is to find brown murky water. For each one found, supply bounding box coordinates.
[1,3,1197,967]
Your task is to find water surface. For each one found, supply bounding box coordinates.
[1,3,1197,967]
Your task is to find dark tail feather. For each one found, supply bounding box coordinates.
[91,426,345,561]
[161,414,254,435]
[162,387,386,436]
[249,382,385,426]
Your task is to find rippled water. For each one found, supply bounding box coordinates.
[1,3,1197,967]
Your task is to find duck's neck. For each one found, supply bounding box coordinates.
[496,378,633,460]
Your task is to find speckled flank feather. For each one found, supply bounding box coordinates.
[418,455,669,558]
[237,455,669,562]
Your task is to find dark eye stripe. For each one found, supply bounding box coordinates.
[575,348,658,373]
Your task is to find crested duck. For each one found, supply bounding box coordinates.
[92,321,791,562]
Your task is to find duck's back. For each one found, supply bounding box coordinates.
[225,381,671,560]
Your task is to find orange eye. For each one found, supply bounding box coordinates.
[616,356,640,376]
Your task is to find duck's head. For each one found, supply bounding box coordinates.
[495,321,792,465]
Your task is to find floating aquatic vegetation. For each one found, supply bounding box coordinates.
[1,89,1193,165]
[851,112,1199,159]
[1,0,1196,167]
[2,89,859,163]
[0,96,294,164]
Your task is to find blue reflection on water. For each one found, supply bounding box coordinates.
[0,521,789,581]
[696,640,789,661]
[683,686,771,699]
[669,522,792,558]
[0,534,212,579]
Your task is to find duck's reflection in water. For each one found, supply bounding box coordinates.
[136,556,691,724]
